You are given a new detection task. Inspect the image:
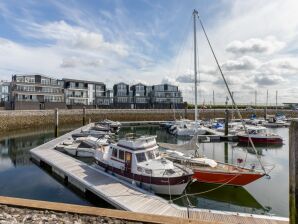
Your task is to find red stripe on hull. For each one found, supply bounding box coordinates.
[95,160,192,186]
[238,136,283,144]
[192,170,264,186]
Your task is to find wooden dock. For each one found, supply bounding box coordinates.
[30,124,288,224]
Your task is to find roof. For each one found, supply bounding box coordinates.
[13,73,60,80]
[62,78,104,85]
[131,82,147,87]
[114,82,129,86]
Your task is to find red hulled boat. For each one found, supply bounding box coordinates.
[162,150,265,186]
[237,126,283,144]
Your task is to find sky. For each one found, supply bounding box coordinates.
[0,0,297,105]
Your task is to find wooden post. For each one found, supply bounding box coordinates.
[225,97,229,136]
[184,102,188,119]
[83,107,86,125]
[54,108,59,137]
[224,142,228,164]
[264,108,267,120]
[225,109,229,136]
[289,119,298,223]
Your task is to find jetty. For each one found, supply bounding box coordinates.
[30,124,288,223]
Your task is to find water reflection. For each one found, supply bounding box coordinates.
[0,125,289,217]
[0,127,92,206]
[119,126,289,217]
[173,182,269,214]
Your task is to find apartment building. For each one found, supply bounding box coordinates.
[130,83,150,108]
[150,84,183,109]
[0,81,10,103]
[63,78,106,108]
[6,74,184,110]
[10,74,65,110]
[113,82,133,108]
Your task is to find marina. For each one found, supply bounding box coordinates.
[0,2,296,222]
[28,123,288,223]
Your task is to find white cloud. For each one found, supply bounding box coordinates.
[226,36,285,55]
[254,73,285,86]
[61,57,103,68]
[222,56,260,71]
[23,20,129,56]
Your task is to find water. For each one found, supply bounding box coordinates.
[0,125,289,217]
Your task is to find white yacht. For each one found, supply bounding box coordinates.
[94,135,193,195]
[56,136,108,157]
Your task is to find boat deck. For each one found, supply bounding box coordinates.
[30,124,288,224]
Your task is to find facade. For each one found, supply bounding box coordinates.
[150,84,183,109]
[10,74,65,110]
[63,78,106,108]
[6,74,184,110]
[113,82,133,108]
[113,83,184,109]
[130,83,150,109]
[0,81,10,103]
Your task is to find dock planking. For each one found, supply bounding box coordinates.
[30,124,288,224]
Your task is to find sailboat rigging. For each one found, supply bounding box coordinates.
[160,9,270,188]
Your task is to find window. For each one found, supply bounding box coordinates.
[136,152,146,163]
[146,151,155,160]
[118,150,124,160]
[112,148,118,157]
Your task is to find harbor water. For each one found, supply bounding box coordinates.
[0,125,289,217]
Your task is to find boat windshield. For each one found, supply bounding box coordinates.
[146,150,155,160]
[136,152,147,163]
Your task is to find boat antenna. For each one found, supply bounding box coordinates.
[193,9,198,127]
[196,13,267,174]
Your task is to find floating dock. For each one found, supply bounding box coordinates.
[30,124,288,223]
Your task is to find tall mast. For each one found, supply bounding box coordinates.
[193,9,198,123]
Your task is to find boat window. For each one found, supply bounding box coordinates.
[136,152,147,163]
[154,150,160,158]
[112,148,118,158]
[78,141,92,148]
[118,150,124,160]
[146,150,155,160]
[164,169,175,175]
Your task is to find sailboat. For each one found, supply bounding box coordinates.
[159,10,266,186]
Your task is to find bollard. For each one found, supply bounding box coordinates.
[83,107,86,125]
[289,119,298,223]
[54,108,59,137]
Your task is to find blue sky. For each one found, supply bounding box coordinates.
[0,0,297,104]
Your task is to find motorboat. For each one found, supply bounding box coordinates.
[56,136,108,157]
[94,135,193,195]
[169,120,206,136]
[162,150,265,186]
[95,119,121,133]
[237,126,283,144]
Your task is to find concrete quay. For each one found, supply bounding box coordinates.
[0,108,296,133]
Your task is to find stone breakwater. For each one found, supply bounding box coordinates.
[0,109,296,133]
[0,205,142,224]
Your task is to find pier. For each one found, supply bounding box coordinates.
[29,124,288,224]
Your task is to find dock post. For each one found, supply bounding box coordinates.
[225,109,229,136]
[224,142,228,163]
[289,119,298,223]
[83,106,86,125]
[264,108,267,120]
[54,108,59,137]
[184,102,188,119]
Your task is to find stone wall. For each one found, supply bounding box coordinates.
[0,109,296,133]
